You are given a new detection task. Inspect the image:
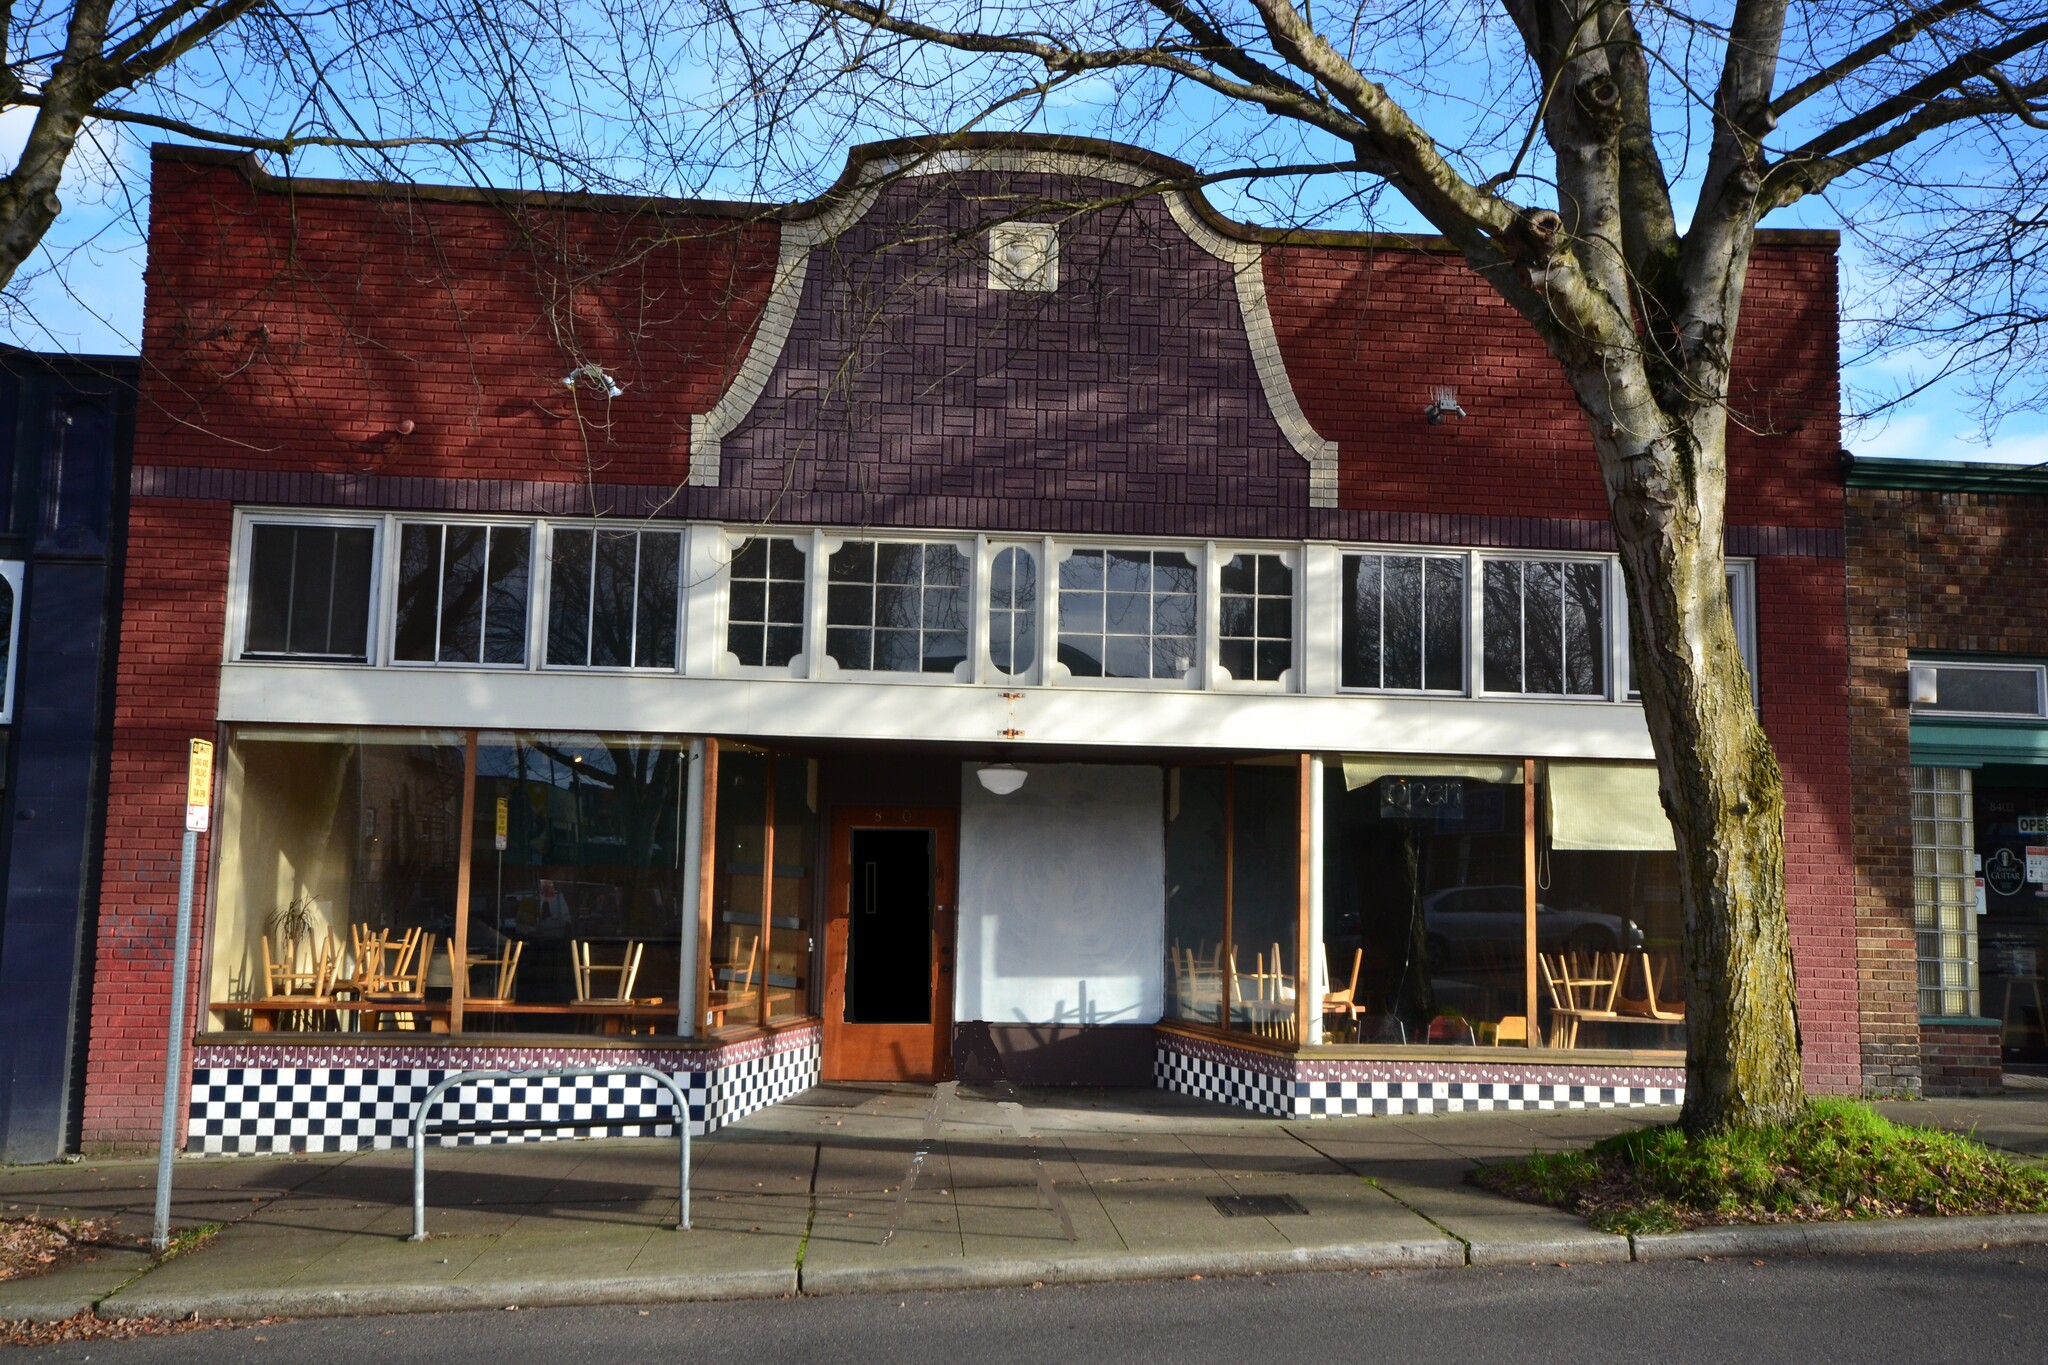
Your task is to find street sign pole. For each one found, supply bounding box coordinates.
[152,739,213,1254]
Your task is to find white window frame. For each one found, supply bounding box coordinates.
[716,527,812,678]
[538,520,685,674]
[978,537,1046,686]
[0,559,23,723]
[227,510,385,666]
[813,532,976,684]
[1621,558,1760,706]
[1907,659,2048,719]
[1209,543,1298,692]
[1048,540,1206,690]
[1334,545,1472,697]
[387,514,540,670]
[1477,551,1615,701]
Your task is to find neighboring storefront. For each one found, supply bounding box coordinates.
[80,136,1854,1155]
[0,348,134,1162]
[1848,458,2048,1093]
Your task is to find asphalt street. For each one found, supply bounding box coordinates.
[17,1248,2048,1365]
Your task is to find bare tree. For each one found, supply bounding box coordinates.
[682,0,2048,1131]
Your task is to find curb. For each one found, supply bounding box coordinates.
[1630,1213,2048,1262]
[95,1267,799,1321]
[798,1238,1465,1296]
[1465,1232,1632,1267]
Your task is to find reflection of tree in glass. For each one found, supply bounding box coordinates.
[989,547,1036,675]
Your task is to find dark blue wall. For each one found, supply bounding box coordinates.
[0,351,133,1162]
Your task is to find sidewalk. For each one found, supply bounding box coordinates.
[3,1084,2047,1322]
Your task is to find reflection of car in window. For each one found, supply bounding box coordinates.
[1421,885,1641,967]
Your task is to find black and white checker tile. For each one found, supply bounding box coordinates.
[186,1028,822,1154]
[1155,1036,1684,1119]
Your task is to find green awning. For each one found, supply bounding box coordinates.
[1545,761,1675,852]
[1341,756,1524,790]
[1909,719,2048,769]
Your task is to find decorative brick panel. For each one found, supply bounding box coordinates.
[1919,1022,2001,1096]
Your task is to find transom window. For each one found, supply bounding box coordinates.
[727,536,807,668]
[1057,548,1197,680]
[1910,661,2047,717]
[988,546,1038,676]
[242,522,376,661]
[1482,558,1605,696]
[825,541,969,673]
[1218,553,1293,682]
[1342,552,1463,691]
[394,522,531,665]
[546,525,680,670]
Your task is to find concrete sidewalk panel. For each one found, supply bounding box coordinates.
[0,1246,152,1321]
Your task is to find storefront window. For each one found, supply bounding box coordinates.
[1164,766,1227,1027]
[1973,772,2047,1058]
[209,728,465,1029]
[709,747,771,1034]
[1323,764,1525,1045]
[1540,848,1685,1049]
[767,755,817,1021]
[1163,760,1303,1038]
[467,733,689,1033]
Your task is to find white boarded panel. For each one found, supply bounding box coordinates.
[957,763,1165,1025]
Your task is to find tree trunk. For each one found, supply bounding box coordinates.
[1587,388,1804,1134]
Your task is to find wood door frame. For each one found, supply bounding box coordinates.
[822,805,957,1082]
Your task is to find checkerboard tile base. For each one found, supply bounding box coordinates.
[1156,1032,1684,1119]
[185,1025,822,1155]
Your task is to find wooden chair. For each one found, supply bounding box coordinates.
[705,934,759,1026]
[572,938,647,1004]
[256,934,340,1029]
[1488,1015,1530,1046]
[466,939,524,1006]
[1540,951,1625,1048]
[1233,947,1296,1041]
[360,932,438,1031]
[1320,947,1365,1040]
[1615,951,1687,1025]
[1176,946,1223,1024]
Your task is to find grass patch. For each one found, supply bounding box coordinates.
[1471,1098,2048,1236]
[155,1222,224,1262]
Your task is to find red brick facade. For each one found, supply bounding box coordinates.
[1847,479,2048,1095]
[80,138,1857,1146]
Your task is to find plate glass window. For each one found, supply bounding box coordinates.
[825,541,968,673]
[546,526,680,669]
[242,523,375,661]
[1342,553,1463,690]
[394,523,531,665]
[988,546,1037,676]
[1057,548,1197,680]
[1482,559,1605,696]
[0,560,20,722]
[1218,554,1293,682]
[727,537,807,668]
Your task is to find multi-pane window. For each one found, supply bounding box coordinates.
[242,523,376,661]
[1057,548,1198,680]
[825,541,969,673]
[1342,553,1463,690]
[546,526,680,669]
[394,522,531,665]
[727,537,807,668]
[1913,767,1978,1018]
[1218,553,1293,682]
[1482,558,1605,696]
[988,546,1037,676]
[1627,564,1757,700]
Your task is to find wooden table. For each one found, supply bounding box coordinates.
[214,999,451,1032]
[462,1000,677,1034]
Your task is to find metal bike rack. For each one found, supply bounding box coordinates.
[408,1064,692,1241]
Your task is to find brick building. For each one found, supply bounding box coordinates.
[82,136,1853,1154]
[1847,458,2048,1095]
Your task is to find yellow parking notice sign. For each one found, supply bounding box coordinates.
[494,794,509,851]
[185,739,214,833]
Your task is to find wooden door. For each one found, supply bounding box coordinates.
[822,806,956,1082]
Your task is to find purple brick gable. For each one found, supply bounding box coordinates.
[714,170,1315,534]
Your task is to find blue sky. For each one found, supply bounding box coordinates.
[4,15,2043,469]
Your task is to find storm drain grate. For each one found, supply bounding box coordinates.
[1208,1194,1309,1218]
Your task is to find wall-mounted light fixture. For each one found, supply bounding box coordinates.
[562,362,624,399]
[1425,386,1466,424]
[975,763,1027,796]
[1907,663,1939,706]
